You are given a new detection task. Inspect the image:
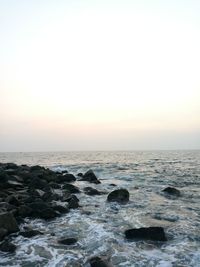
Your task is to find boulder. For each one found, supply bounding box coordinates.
[67,195,79,209]
[80,170,101,184]
[0,212,19,234]
[84,187,101,196]
[107,189,129,204]
[125,227,167,241]
[58,237,77,245]
[56,173,76,183]
[162,187,180,197]
[62,183,80,193]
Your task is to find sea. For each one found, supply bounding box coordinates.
[0,150,200,267]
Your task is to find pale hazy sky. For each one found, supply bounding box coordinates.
[0,0,200,151]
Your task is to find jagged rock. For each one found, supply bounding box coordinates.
[80,170,101,184]
[125,227,167,241]
[107,189,129,204]
[162,187,180,197]
[58,237,77,245]
[67,195,79,209]
[84,187,101,196]
[0,212,19,234]
[62,183,80,193]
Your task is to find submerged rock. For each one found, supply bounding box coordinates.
[107,189,129,204]
[58,237,77,245]
[162,187,180,197]
[0,241,17,253]
[125,227,167,241]
[80,170,101,184]
[84,187,101,196]
[20,230,43,238]
[0,212,19,234]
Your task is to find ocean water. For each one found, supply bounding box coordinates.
[0,150,200,267]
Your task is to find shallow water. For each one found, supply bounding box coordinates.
[0,151,200,266]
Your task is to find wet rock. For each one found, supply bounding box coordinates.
[62,183,80,193]
[17,205,32,218]
[53,205,69,214]
[67,195,79,209]
[62,173,76,182]
[77,173,83,177]
[0,228,8,241]
[162,187,180,197]
[0,241,17,253]
[109,184,117,187]
[107,189,129,204]
[56,173,76,183]
[84,187,101,196]
[58,237,77,245]
[89,256,112,267]
[0,212,19,234]
[125,227,167,241]
[20,230,43,238]
[28,201,58,219]
[80,170,101,184]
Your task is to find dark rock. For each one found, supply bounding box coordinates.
[39,208,58,220]
[80,170,101,184]
[58,237,77,245]
[162,187,180,197]
[17,205,32,218]
[125,227,167,241]
[109,184,117,187]
[89,256,112,267]
[6,195,20,207]
[29,177,50,191]
[77,173,83,177]
[0,241,16,253]
[4,163,18,170]
[67,195,79,209]
[53,205,69,214]
[0,212,19,234]
[61,170,68,174]
[49,182,61,189]
[20,230,43,238]
[28,201,58,219]
[30,165,45,171]
[0,228,8,241]
[84,187,101,196]
[107,189,129,204]
[56,173,76,183]
[62,183,80,193]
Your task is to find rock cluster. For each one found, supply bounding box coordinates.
[0,162,171,266]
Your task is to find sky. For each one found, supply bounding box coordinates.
[0,0,200,151]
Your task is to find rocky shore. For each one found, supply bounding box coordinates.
[0,162,182,266]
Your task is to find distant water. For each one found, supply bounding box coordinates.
[0,151,200,267]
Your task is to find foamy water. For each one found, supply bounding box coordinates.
[0,151,200,266]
